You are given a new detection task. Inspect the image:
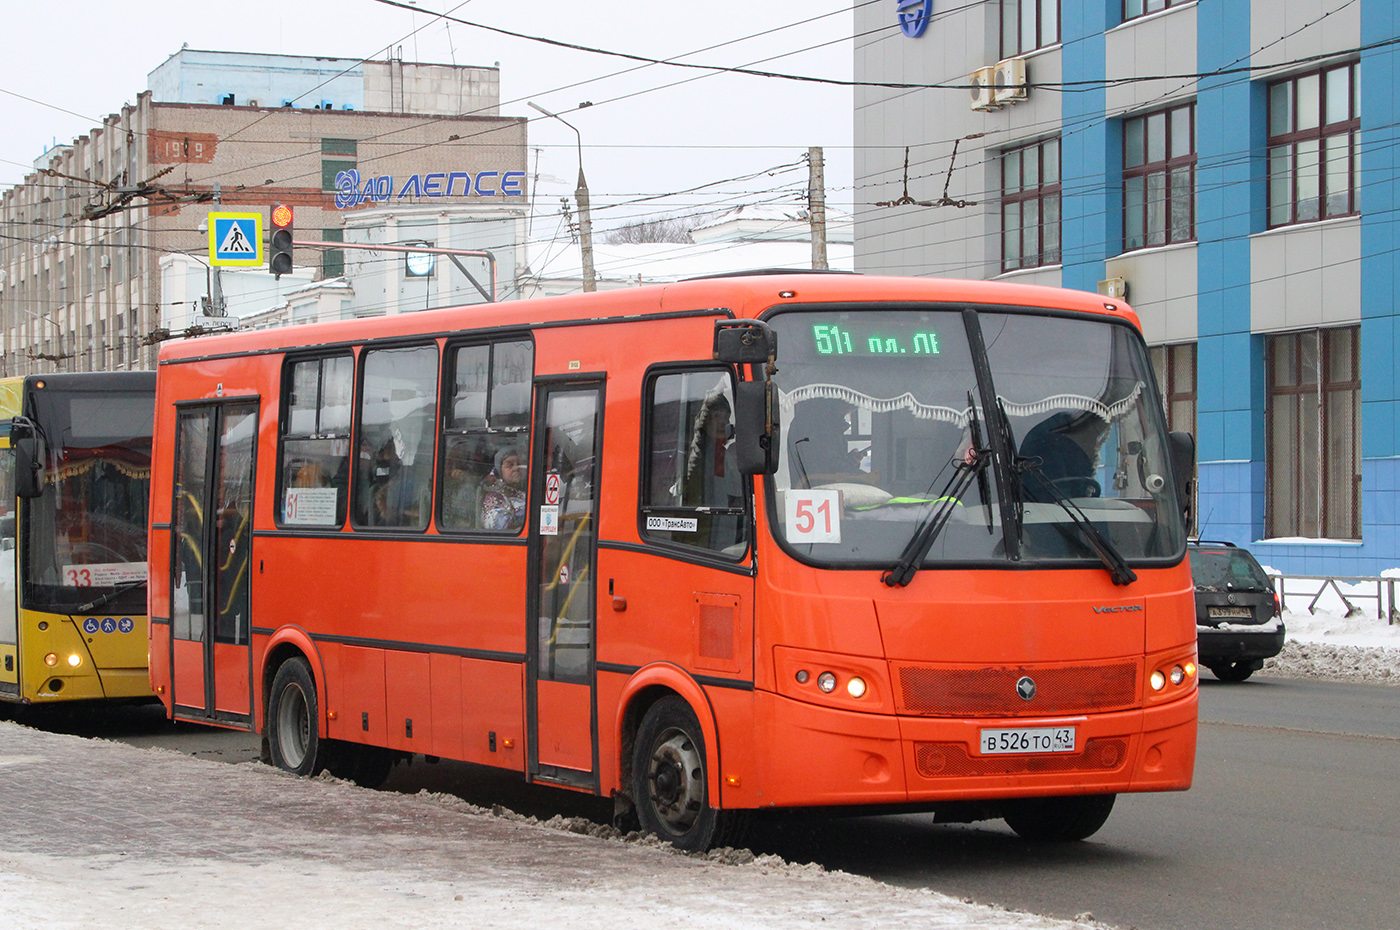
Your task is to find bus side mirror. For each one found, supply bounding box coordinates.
[716,320,781,476]
[13,434,47,499]
[713,320,776,364]
[1168,431,1195,522]
[733,379,780,476]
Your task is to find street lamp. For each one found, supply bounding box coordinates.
[528,101,596,292]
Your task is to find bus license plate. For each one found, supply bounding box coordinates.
[980,726,1077,755]
[1208,606,1253,619]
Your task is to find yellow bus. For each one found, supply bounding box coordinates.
[1,372,156,705]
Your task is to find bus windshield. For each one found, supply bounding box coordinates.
[22,388,154,615]
[768,306,1186,570]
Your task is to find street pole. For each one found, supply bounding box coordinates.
[809,146,829,271]
[529,102,596,292]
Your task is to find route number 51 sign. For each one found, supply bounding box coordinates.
[784,489,841,544]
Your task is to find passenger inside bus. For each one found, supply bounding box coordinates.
[787,398,864,488]
[479,447,526,531]
[1018,412,1102,500]
[441,438,492,531]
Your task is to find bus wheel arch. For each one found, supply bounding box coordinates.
[260,629,327,776]
[613,666,746,851]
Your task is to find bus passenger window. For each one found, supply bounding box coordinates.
[641,369,748,557]
[354,344,439,530]
[439,338,534,534]
[278,355,352,528]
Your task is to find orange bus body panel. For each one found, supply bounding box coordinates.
[147,273,1194,823]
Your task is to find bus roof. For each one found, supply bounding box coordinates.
[157,272,1140,364]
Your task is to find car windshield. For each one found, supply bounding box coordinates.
[1191,548,1273,592]
[767,306,1186,570]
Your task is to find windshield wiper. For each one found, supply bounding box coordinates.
[1019,462,1137,586]
[882,442,992,588]
[74,580,146,615]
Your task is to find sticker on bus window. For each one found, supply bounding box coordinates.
[646,515,698,533]
[785,490,842,544]
[540,505,560,536]
[62,562,148,587]
[284,487,339,526]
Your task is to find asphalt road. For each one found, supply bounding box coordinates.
[9,675,1398,930]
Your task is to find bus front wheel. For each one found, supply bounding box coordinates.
[632,695,747,852]
[267,657,322,776]
[1003,793,1116,841]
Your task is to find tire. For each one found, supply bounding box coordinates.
[325,741,398,789]
[632,695,748,852]
[1003,793,1116,842]
[267,657,323,776]
[1209,661,1255,682]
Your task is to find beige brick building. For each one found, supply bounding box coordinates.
[0,50,528,374]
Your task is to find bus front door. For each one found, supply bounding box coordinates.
[169,402,257,727]
[526,380,603,790]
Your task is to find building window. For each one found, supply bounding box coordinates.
[1123,0,1186,20]
[321,138,357,192]
[1123,104,1195,251]
[1001,138,1061,272]
[1267,327,1360,539]
[1267,63,1359,227]
[1148,342,1197,436]
[322,228,345,279]
[1001,0,1059,58]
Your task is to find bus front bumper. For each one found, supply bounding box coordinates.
[750,688,1197,809]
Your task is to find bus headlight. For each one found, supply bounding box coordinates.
[67,654,82,668]
[1169,665,1186,686]
[846,677,867,698]
[1150,669,1166,691]
[817,672,837,694]
[44,653,58,667]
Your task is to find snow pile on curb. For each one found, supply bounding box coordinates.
[1261,639,1400,683]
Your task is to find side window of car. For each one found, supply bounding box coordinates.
[641,368,748,557]
[440,338,533,533]
[353,344,439,530]
[278,354,353,528]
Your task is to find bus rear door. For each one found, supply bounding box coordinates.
[168,401,257,725]
[527,378,604,789]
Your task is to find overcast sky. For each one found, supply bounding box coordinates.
[0,0,859,235]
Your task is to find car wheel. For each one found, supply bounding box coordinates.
[632,695,748,852]
[1209,661,1254,682]
[1003,794,1116,841]
[267,657,322,776]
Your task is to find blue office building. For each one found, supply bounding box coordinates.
[855,0,1398,575]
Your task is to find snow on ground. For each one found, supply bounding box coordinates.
[1255,566,1400,684]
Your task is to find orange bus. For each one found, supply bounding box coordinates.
[147,272,1198,849]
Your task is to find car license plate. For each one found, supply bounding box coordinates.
[1208,605,1253,619]
[980,726,1077,755]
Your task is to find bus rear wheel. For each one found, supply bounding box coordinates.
[267,657,322,776]
[632,696,747,852]
[1003,793,1116,841]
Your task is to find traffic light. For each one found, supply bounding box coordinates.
[269,203,294,277]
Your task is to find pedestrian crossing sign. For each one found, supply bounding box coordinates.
[209,212,264,266]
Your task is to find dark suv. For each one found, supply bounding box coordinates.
[1188,541,1285,682]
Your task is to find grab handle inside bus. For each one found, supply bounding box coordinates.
[10,417,47,499]
[715,320,781,476]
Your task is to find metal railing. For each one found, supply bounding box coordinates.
[1270,573,1400,625]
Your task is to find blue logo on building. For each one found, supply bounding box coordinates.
[334,168,526,210]
[897,0,933,37]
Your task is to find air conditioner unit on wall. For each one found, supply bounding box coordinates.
[993,57,1028,104]
[969,66,1000,111]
